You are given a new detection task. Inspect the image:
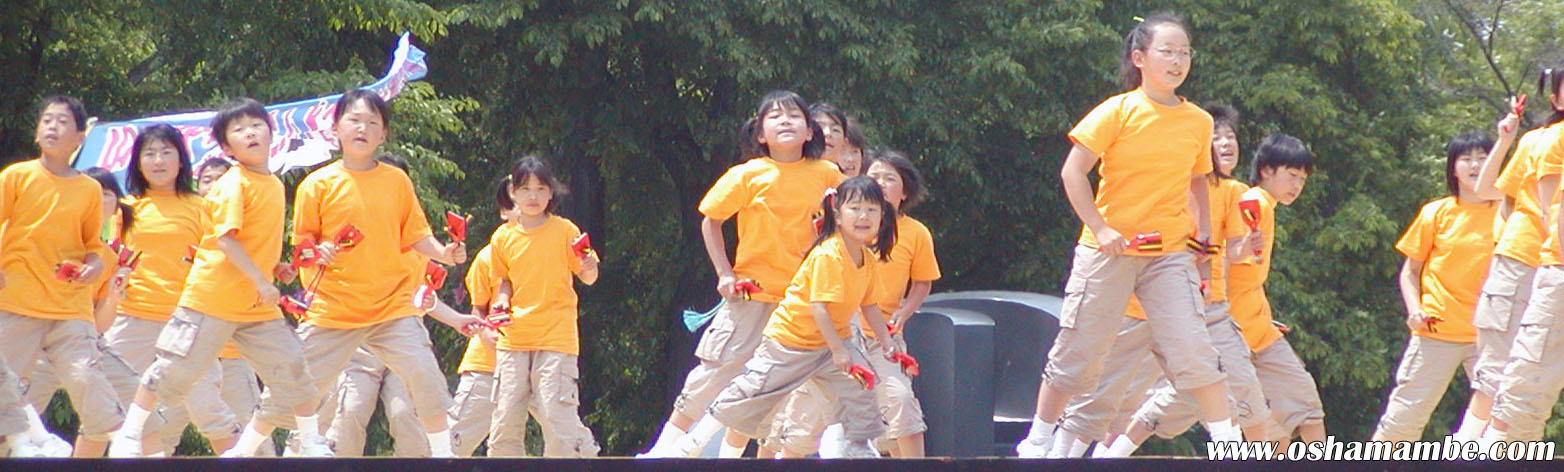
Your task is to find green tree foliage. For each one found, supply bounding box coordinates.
[2,0,1558,456]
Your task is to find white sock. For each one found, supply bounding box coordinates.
[1026,415,1056,442]
[229,423,269,456]
[1103,435,1139,457]
[118,403,152,439]
[682,416,724,455]
[1205,418,1241,442]
[22,405,51,440]
[1454,411,1488,441]
[1091,440,1113,458]
[427,429,454,457]
[295,414,321,437]
[718,437,747,458]
[650,421,686,451]
[1048,428,1081,458]
[1478,426,1503,449]
[1067,438,1090,457]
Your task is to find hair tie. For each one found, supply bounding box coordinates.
[823,187,838,207]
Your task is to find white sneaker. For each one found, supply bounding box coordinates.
[285,433,334,457]
[817,424,846,458]
[1015,435,1052,458]
[838,439,880,459]
[34,434,72,458]
[6,438,46,457]
[107,435,143,458]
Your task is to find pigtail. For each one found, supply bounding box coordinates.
[871,199,898,262]
[809,187,839,254]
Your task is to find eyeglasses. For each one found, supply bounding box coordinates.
[1151,47,1194,60]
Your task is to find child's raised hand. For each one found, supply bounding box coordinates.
[581,250,600,273]
[1498,112,1520,140]
[1095,227,1128,255]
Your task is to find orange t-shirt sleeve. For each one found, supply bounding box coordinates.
[1193,132,1215,175]
[697,166,750,220]
[1067,96,1124,157]
[290,179,322,245]
[910,228,941,282]
[211,177,249,239]
[465,246,494,308]
[1395,201,1439,262]
[397,177,433,249]
[1220,183,1250,239]
[1538,133,1564,178]
[804,252,844,304]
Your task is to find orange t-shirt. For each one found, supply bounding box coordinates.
[1227,187,1282,352]
[458,245,498,374]
[1396,196,1497,343]
[0,160,108,321]
[698,157,844,302]
[1492,125,1558,267]
[862,216,940,338]
[179,166,285,322]
[291,162,434,329]
[488,215,587,355]
[118,191,213,321]
[763,235,883,350]
[1069,89,1215,255]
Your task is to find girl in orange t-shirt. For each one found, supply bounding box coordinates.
[481,155,602,457]
[653,176,901,458]
[1373,133,1499,442]
[1017,12,1241,456]
[644,90,843,457]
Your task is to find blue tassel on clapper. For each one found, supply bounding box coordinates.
[682,299,726,332]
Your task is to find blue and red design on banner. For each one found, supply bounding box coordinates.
[73,33,427,178]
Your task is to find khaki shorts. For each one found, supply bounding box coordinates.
[101,314,238,449]
[0,356,29,437]
[490,349,599,457]
[449,371,497,457]
[1472,256,1535,397]
[257,316,450,432]
[0,312,129,439]
[1491,265,1564,441]
[1133,303,1271,435]
[324,349,427,456]
[1044,246,1224,394]
[1060,318,1158,442]
[709,338,885,443]
[1372,336,1476,441]
[761,332,924,455]
[1253,337,1324,438]
[673,300,777,420]
[143,307,316,428]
